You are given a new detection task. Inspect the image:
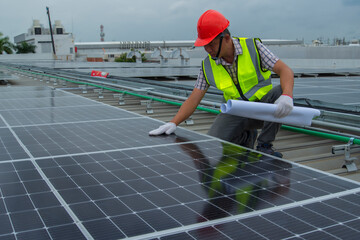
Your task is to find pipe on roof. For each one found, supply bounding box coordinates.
[281,125,360,145]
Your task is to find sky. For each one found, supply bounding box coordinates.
[1,0,359,44]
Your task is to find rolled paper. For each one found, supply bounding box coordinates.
[220,100,321,126]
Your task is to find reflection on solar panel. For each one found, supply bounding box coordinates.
[0,86,360,239]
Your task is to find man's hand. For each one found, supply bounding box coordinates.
[149,122,176,135]
[274,95,293,118]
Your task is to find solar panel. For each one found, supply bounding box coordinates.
[0,86,359,239]
[289,76,360,106]
[162,192,360,240]
[1,105,139,126]
[0,96,103,110]
[0,88,71,99]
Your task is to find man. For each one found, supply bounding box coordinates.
[149,9,294,157]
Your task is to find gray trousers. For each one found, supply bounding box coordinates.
[208,85,283,148]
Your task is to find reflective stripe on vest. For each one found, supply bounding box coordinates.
[202,38,272,101]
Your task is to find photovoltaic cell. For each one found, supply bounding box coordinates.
[0,86,359,240]
[0,128,29,161]
[0,118,6,128]
[0,161,86,239]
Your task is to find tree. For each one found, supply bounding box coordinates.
[0,32,14,54]
[15,42,36,54]
[114,52,136,62]
[114,50,147,62]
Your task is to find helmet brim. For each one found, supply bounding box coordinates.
[194,35,216,47]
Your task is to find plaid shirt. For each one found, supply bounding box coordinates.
[194,38,279,90]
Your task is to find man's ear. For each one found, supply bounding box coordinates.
[224,34,231,42]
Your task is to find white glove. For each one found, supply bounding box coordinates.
[149,122,177,135]
[274,95,293,118]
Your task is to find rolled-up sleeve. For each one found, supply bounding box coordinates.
[255,40,279,71]
[194,68,210,90]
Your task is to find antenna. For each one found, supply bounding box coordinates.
[100,25,105,42]
[46,6,56,56]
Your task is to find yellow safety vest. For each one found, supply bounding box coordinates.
[202,38,272,102]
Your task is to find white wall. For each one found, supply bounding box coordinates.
[0,53,53,60]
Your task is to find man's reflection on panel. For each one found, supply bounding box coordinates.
[176,137,292,221]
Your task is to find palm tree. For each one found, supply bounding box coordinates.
[15,42,36,54]
[0,32,14,54]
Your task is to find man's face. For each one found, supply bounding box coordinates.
[204,37,221,58]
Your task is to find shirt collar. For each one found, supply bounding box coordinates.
[215,37,243,65]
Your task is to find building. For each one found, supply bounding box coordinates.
[74,40,196,62]
[74,39,306,63]
[14,20,75,60]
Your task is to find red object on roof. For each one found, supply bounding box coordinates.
[91,70,109,78]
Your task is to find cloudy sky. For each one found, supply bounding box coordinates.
[1,0,359,44]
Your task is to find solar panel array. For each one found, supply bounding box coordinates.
[1,86,360,240]
[290,76,360,106]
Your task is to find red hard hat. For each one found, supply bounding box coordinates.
[194,10,230,47]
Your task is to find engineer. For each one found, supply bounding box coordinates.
[149,9,294,157]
